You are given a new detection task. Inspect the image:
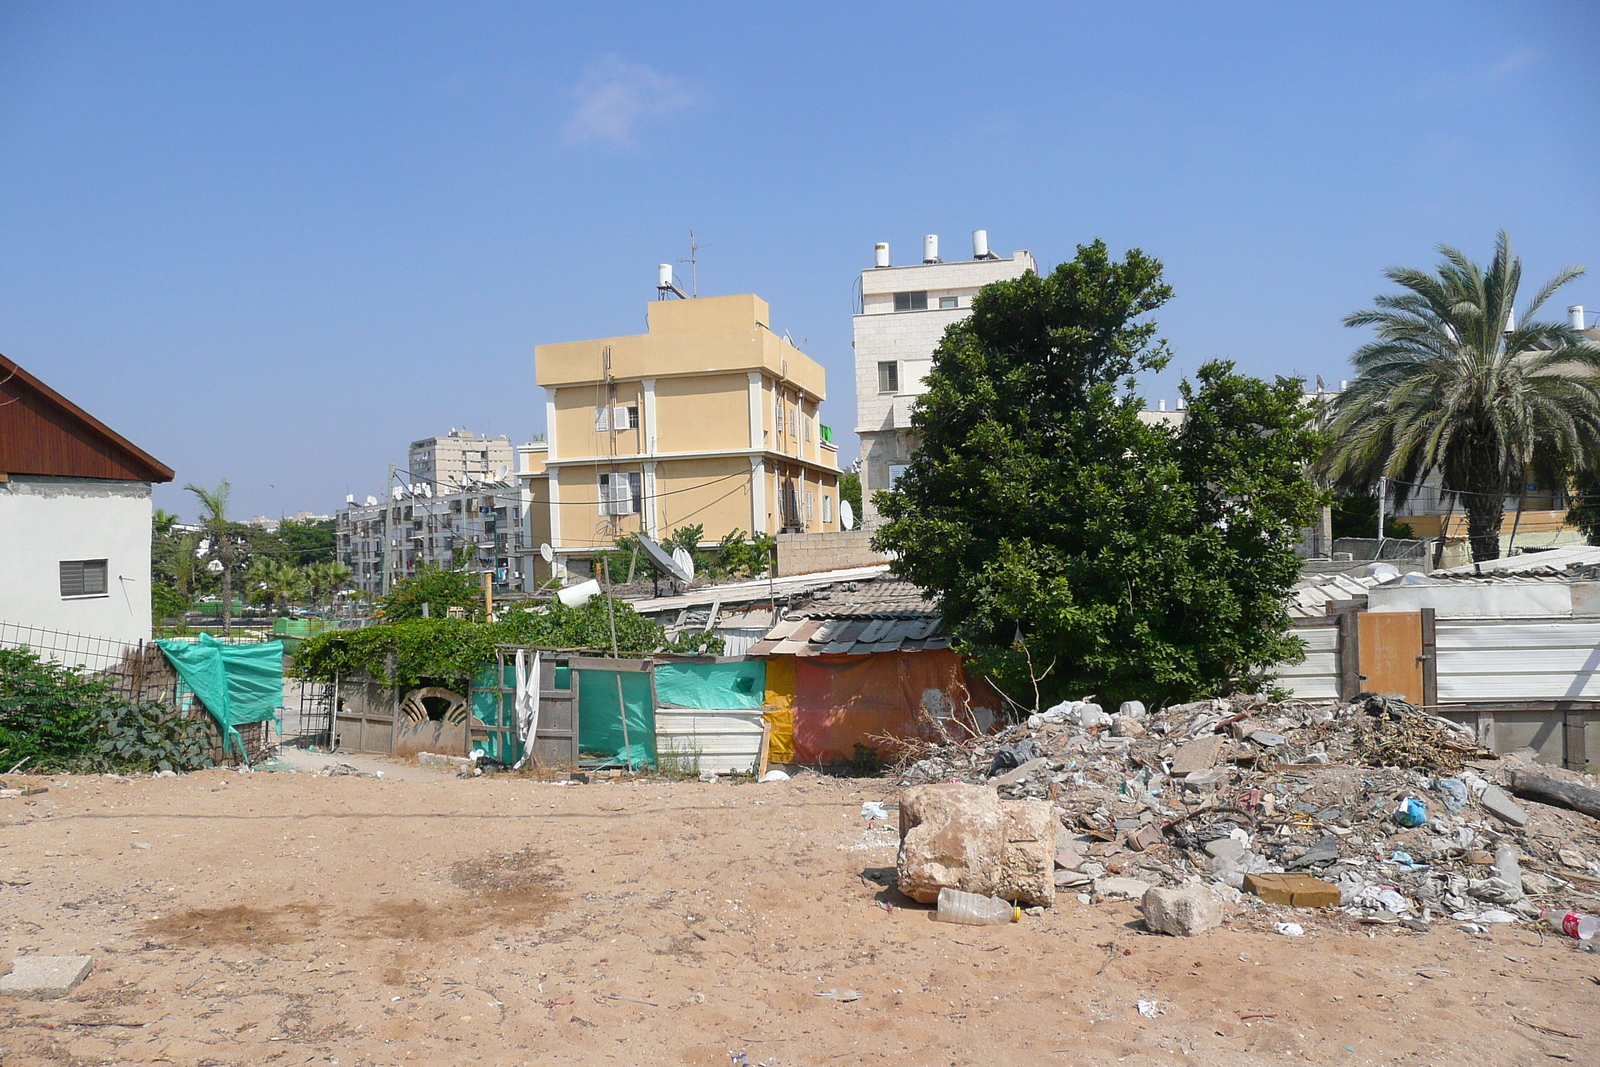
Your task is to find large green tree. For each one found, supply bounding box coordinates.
[872,241,1324,709]
[1323,232,1600,562]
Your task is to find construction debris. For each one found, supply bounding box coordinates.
[0,955,93,1000]
[894,690,1600,939]
[897,784,1055,906]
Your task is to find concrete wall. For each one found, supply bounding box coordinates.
[0,475,153,654]
[1368,581,1593,618]
[776,530,890,576]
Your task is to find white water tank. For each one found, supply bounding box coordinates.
[557,578,601,608]
[658,263,673,288]
[1572,305,1587,331]
[874,242,890,268]
[972,229,989,259]
[923,234,939,263]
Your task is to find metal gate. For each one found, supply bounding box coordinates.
[290,678,336,749]
[473,650,581,769]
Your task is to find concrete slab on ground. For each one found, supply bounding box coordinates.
[0,956,93,999]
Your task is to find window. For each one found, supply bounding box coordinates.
[805,491,815,522]
[822,494,834,524]
[60,559,108,598]
[878,362,899,393]
[939,295,958,309]
[599,472,643,516]
[893,291,928,312]
[889,464,908,487]
[595,405,639,432]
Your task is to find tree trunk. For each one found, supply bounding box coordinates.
[221,540,233,637]
[1464,496,1503,562]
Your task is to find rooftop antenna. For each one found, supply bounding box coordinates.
[677,230,711,298]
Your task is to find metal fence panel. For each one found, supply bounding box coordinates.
[1437,621,1600,700]
[1274,623,1341,700]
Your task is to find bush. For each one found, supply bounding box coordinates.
[0,646,215,774]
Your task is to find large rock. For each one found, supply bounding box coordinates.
[999,796,1057,906]
[1142,885,1224,936]
[897,785,1056,906]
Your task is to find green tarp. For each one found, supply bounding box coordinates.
[576,669,654,768]
[157,635,285,762]
[654,660,766,710]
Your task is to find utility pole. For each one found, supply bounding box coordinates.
[1376,476,1388,550]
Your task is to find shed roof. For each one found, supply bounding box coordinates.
[0,354,174,483]
[747,576,947,656]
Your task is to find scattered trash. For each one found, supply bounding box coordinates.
[759,770,790,782]
[698,770,718,783]
[1541,908,1599,941]
[813,988,861,1002]
[1273,922,1304,936]
[885,687,1596,946]
[1137,999,1162,1018]
[1392,798,1427,828]
[934,886,1019,925]
[860,801,888,822]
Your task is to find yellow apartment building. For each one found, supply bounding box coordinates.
[535,293,841,575]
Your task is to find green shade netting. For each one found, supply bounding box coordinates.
[156,635,284,762]
[654,660,766,709]
[576,669,654,768]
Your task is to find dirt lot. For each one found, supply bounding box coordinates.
[2,766,1597,1066]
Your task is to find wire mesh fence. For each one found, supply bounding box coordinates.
[0,621,278,764]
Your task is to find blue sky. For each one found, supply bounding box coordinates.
[2,2,1596,521]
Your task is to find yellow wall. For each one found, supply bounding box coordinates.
[536,293,828,399]
[1403,510,1571,540]
[654,373,752,454]
[655,456,753,540]
[553,382,646,459]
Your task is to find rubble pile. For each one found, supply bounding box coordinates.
[897,693,1600,934]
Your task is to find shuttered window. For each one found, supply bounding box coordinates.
[60,559,109,597]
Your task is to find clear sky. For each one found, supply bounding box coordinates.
[3,2,1596,521]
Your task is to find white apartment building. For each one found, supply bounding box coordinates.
[854,231,1037,527]
[336,440,551,598]
[409,430,515,493]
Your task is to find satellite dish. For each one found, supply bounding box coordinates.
[365,495,378,506]
[839,499,855,531]
[206,559,224,573]
[539,542,554,563]
[635,534,693,583]
[672,547,696,583]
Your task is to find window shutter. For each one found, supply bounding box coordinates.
[595,407,610,432]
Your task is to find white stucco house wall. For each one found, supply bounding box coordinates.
[0,353,174,663]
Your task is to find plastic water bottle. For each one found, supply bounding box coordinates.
[934,887,1019,925]
[1541,908,1600,941]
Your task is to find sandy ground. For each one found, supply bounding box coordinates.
[2,765,1598,1066]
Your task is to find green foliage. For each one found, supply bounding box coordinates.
[840,469,862,525]
[708,529,774,580]
[847,743,882,777]
[0,646,214,774]
[1568,475,1600,546]
[294,596,723,689]
[151,582,191,623]
[378,561,484,621]
[246,558,308,610]
[1330,492,1413,541]
[277,518,338,566]
[1323,231,1600,562]
[873,240,1325,711]
[91,702,215,774]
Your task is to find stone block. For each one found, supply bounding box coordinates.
[1093,875,1151,899]
[1170,735,1225,775]
[1126,824,1164,852]
[1111,716,1146,738]
[897,785,1055,906]
[0,956,92,1000]
[990,756,1047,787]
[1242,872,1341,908]
[1142,885,1224,936]
[1479,784,1528,827]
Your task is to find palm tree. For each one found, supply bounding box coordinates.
[1324,232,1600,562]
[304,561,352,610]
[246,559,307,613]
[185,479,242,635]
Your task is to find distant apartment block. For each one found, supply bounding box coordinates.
[409,430,515,493]
[854,231,1036,527]
[536,291,840,577]
[335,438,550,597]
